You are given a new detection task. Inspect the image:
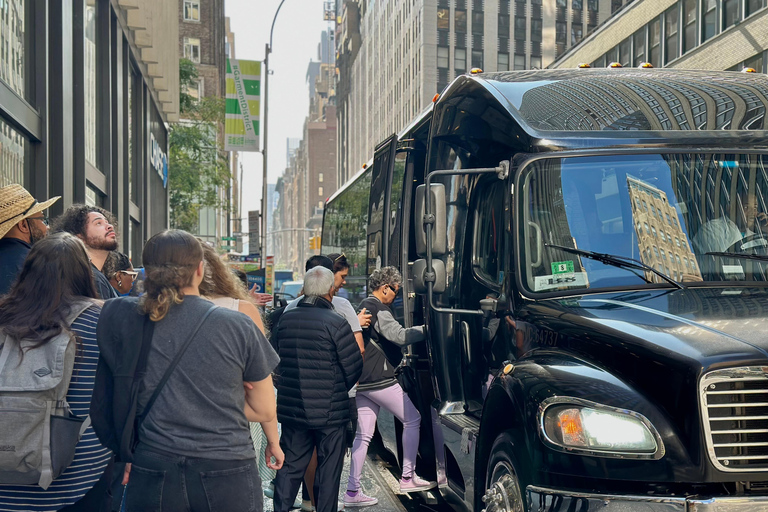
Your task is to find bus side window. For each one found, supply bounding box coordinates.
[473,183,505,286]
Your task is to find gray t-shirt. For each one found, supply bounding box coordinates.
[138,296,279,459]
[286,295,361,332]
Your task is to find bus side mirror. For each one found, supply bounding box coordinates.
[412,259,446,294]
[415,183,447,257]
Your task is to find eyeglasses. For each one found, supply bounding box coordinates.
[27,214,49,226]
[118,270,139,281]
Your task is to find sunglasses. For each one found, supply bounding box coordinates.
[334,253,346,262]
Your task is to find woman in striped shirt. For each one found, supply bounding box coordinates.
[0,233,112,511]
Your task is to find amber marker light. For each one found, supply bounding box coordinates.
[607,62,623,68]
[557,408,587,447]
[432,93,440,103]
[638,62,654,68]
[577,63,591,68]
[470,67,483,74]
[743,67,757,73]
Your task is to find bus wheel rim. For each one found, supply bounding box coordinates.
[482,461,524,512]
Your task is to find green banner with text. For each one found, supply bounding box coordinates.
[225,58,261,152]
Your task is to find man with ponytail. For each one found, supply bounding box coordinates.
[91,230,280,512]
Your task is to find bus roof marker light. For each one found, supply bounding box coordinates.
[432,93,440,103]
[742,67,757,73]
[608,62,623,68]
[470,67,483,74]
[638,62,654,68]
[577,63,591,68]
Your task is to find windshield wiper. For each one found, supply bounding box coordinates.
[545,243,685,290]
[705,252,768,262]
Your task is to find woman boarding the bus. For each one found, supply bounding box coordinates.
[344,267,435,507]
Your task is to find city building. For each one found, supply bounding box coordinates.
[334,0,627,185]
[178,0,238,249]
[0,0,179,264]
[274,30,338,273]
[550,0,768,72]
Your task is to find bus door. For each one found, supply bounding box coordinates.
[367,135,397,275]
[457,177,512,415]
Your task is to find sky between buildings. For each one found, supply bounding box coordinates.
[225,0,332,222]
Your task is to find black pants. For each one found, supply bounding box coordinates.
[273,424,346,512]
[124,445,261,512]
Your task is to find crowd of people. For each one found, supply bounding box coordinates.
[0,184,437,512]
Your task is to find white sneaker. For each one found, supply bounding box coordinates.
[400,474,437,493]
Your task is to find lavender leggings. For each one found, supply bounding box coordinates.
[347,382,421,491]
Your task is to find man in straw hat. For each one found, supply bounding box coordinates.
[0,184,60,295]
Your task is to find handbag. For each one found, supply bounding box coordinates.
[394,358,418,393]
[117,305,217,461]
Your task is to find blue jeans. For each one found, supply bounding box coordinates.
[124,445,261,512]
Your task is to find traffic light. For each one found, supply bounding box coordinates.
[309,236,322,250]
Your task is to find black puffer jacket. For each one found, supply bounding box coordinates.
[273,296,363,428]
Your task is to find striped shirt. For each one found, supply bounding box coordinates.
[0,305,112,512]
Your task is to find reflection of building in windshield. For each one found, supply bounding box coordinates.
[628,175,700,282]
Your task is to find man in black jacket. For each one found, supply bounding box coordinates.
[273,266,363,512]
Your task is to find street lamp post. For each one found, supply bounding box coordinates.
[262,0,287,268]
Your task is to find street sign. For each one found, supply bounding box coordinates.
[222,236,236,241]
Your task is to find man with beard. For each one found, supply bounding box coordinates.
[0,184,60,295]
[53,205,120,299]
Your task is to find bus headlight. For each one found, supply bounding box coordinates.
[539,398,664,459]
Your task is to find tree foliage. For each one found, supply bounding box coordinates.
[168,59,230,231]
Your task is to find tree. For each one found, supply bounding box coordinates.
[168,59,230,231]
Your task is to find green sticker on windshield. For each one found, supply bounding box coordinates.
[551,261,575,275]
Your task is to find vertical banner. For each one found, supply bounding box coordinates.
[225,58,261,151]
[265,256,274,294]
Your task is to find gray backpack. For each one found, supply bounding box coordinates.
[0,302,93,489]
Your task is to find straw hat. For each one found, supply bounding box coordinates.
[0,184,60,239]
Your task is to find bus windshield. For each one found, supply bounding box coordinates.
[520,153,768,294]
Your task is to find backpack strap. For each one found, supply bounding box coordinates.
[136,305,218,431]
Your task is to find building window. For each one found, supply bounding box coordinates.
[0,119,26,187]
[530,55,542,68]
[572,23,584,45]
[183,0,200,21]
[186,79,203,100]
[531,19,542,42]
[471,50,483,69]
[619,37,630,66]
[319,201,324,209]
[455,48,467,71]
[497,52,509,71]
[0,0,26,98]
[665,5,679,64]
[514,54,526,69]
[747,0,765,16]
[319,173,324,183]
[556,22,567,45]
[455,9,467,32]
[498,14,510,38]
[723,0,740,29]
[437,46,449,69]
[515,17,526,40]
[683,0,697,53]
[702,0,717,42]
[318,186,323,196]
[573,0,583,10]
[184,37,201,63]
[649,18,661,67]
[472,11,484,35]
[84,0,99,169]
[437,8,450,30]
[588,0,598,11]
[633,28,646,65]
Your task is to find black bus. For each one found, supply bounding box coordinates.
[322,68,768,511]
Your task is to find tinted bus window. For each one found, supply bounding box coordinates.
[322,168,373,306]
[387,152,408,268]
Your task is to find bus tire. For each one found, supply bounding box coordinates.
[481,432,528,512]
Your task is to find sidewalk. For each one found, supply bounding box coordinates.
[262,451,406,512]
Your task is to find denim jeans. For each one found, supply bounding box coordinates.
[124,445,261,512]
